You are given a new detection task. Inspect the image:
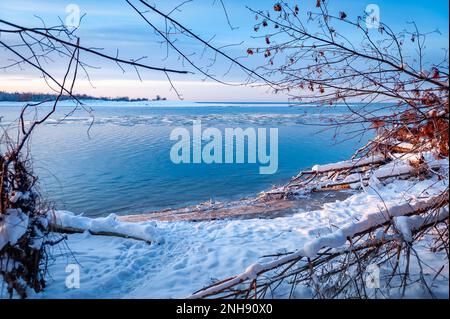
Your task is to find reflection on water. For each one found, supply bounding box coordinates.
[0,102,375,217]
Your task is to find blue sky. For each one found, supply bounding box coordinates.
[0,0,448,101]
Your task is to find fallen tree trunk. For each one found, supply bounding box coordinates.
[263,153,441,200]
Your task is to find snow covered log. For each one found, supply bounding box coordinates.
[263,152,448,200]
[309,154,387,174]
[189,192,448,299]
[49,211,162,244]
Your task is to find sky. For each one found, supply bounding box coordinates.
[0,0,448,101]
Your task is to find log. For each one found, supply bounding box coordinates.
[49,224,152,244]
[306,155,388,174]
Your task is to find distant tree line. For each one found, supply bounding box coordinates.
[0,91,166,102]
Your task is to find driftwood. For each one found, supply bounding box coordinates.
[121,199,297,222]
[279,169,420,195]
[262,146,439,200]
[49,224,152,244]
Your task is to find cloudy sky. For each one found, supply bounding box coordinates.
[0,0,448,101]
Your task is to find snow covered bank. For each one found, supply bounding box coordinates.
[50,211,163,244]
[31,159,448,298]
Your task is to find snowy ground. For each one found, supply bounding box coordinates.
[29,172,448,299]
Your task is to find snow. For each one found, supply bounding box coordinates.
[311,152,445,191]
[395,141,415,151]
[0,100,296,109]
[9,191,31,204]
[0,100,374,128]
[394,216,417,243]
[311,154,386,173]
[26,161,448,299]
[372,161,414,178]
[0,208,29,251]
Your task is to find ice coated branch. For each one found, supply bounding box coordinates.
[126,0,272,87]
